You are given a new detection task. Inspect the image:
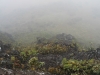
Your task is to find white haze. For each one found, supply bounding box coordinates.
[0,0,100,45]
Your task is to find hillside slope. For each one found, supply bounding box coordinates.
[0,31,14,44]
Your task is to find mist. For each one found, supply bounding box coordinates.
[0,0,100,45]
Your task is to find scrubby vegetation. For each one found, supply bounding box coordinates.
[0,33,100,75]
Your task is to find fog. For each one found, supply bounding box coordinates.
[0,0,100,44]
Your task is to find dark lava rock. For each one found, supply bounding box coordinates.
[49,33,75,45]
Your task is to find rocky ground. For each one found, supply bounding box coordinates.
[0,68,51,75]
[0,33,100,75]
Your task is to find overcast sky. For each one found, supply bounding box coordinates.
[0,0,100,16]
[0,0,100,44]
[0,0,100,12]
[0,0,61,12]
